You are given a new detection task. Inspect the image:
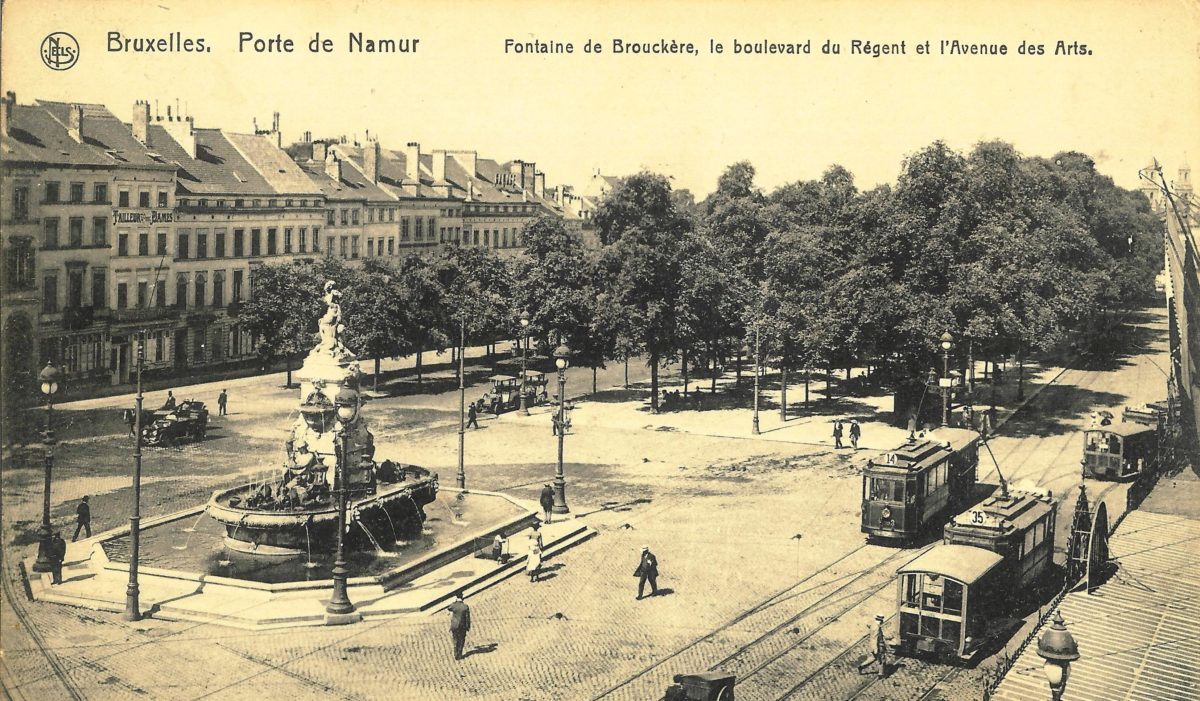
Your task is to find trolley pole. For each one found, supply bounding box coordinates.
[457,316,466,490]
[942,344,950,427]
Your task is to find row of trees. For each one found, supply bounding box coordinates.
[243,140,1163,417]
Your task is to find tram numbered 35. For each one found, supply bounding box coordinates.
[861,428,979,544]
[894,484,1058,661]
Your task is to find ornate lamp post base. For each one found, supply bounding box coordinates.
[31,528,54,572]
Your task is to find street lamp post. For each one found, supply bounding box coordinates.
[31,362,61,573]
[752,327,761,435]
[1036,612,1080,701]
[457,316,466,490]
[519,310,530,416]
[327,387,359,616]
[124,332,145,620]
[940,331,954,428]
[552,343,571,515]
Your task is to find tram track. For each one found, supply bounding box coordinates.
[0,551,86,700]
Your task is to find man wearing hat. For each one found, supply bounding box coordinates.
[72,496,91,541]
[49,531,67,585]
[539,484,555,524]
[447,591,471,661]
[634,545,659,600]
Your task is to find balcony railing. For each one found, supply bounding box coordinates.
[110,307,182,324]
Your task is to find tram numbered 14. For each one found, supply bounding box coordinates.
[861,428,980,544]
[894,483,1058,661]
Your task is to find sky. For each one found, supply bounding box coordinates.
[3,0,1198,198]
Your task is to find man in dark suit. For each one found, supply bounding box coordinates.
[447,592,471,660]
[49,532,67,585]
[634,546,659,600]
[72,496,91,541]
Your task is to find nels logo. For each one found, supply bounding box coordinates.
[41,32,79,71]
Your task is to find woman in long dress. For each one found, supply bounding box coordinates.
[527,526,544,582]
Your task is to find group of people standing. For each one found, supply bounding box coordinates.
[43,496,91,586]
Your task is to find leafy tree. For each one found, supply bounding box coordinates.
[595,172,694,412]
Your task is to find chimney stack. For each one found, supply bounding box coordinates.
[67,104,84,143]
[162,102,197,158]
[405,142,421,183]
[325,150,342,181]
[432,149,448,183]
[133,100,150,145]
[313,141,327,162]
[1,91,15,138]
[272,111,280,147]
[534,171,545,198]
[466,180,475,202]
[365,139,381,184]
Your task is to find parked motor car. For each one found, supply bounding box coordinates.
[143,400,209,446]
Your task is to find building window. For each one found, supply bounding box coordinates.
[213,272,225,307]
[67,269,84,309]
[42,218,60,248]
[4,238,35,290]
[235,199,244,208]
[387,238,394,255]
[351,236,359,259]
[91,269,106,309]
[139,190,150,208]
[251,229,262,256]
[118,189,130,207]
[216,199,225,208]
[12,186,29,221]
[267,228,277,255]
[45,182,60,204]
[92,217,107,246]
[339,236,348,258]
[42,275,58,313]
[352,209,360,225]
[415,217,424,241]
[69,218,84,247]
[194,272,207,307]
[340,209,348,226]
[176,274,188,308]
[401,217,410,241]
[117,282,128,309]
[327,209,335,225]
[158,190,168,208]
[233,229,245,257]
[118,232,129,256]
[216,230,227,257]
[155,279,166,308]
[484,231,490,247]
[326,237,334,257]
[138,230,149,256]
[156,230,168,256]
[313,227,320,252]
[70,182,84,203]
[284,227,293,254]
[232,270,243,303]
[137,281,148,308]
[368,208,375,223]
[299,227,307,253]
[92,183,107,203]
[197,230,209,259]
[429,217,436,240]
[177,231,190,259]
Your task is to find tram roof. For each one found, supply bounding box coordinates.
[898,544,1004,584]
[1085,422,1155,437]
[866,428,977,474]
[487,374,518,381]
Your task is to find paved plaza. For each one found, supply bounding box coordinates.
[0,309,1176,700]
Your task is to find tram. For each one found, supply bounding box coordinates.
[1081,402,1166,480]
[861,428,979,544]
[894,482,1058,661]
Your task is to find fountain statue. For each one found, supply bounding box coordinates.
[206,281,439,556]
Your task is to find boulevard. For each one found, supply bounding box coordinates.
[0,307,1170,700]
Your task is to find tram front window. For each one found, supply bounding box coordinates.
[870,478,904,502]
[943,580,963,615]
[903,574,921,606]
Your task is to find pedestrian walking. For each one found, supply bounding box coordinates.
[849,420,861,450]
[539,483,555,524]
[634,545,659,600]
[49,531,67,585]
[527,525,543,583]
[163,391,176,410]
[466,402,479,429]
[833,420,844,449]
[551,413,561,436]
[124,408,136,437]
[447,592,471,661]
[218,389,229,416]
[72,496,91,541]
